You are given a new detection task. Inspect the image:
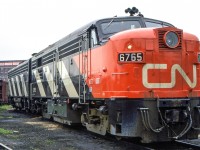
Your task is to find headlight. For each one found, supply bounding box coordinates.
[127,44,133,50]
[163,31,180,48]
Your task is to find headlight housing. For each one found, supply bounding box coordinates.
[163,31,180,48]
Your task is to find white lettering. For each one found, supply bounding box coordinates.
[137,53,143,61]
[125,53,130,61]
[119,54,125,61]
[142,64,197,88]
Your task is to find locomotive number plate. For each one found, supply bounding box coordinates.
[118,52,143,62]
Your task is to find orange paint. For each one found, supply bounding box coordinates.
[74,27,200,99]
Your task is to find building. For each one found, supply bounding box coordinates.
[0,60,24,81]
[0,60,24,103]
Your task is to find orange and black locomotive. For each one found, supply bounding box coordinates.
[8,7,200,143]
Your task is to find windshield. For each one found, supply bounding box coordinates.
[100,20,141,35]
[145,21,171,28]
[98,18,174,40]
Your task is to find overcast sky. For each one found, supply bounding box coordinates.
[0,0,199,60]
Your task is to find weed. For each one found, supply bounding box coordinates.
[0,128,13,135]
[45,139,54,145]
[0,105,12,112]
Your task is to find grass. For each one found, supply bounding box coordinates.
[0,104,12,119]
[0,128,13,135]
[45,139,54,145]
[0,105,14,135]
[0,116,13,119]
[0,104,12,112]
[8,134,20,139]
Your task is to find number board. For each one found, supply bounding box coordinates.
[118,52,143,63]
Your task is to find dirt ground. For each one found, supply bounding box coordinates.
[0,106,139,150]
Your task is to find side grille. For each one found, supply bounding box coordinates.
[158,30,182,50]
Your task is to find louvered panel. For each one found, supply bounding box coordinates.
[158,30,182,50]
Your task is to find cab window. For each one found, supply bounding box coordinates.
[145,21,163,28]
[90,29,98,48]
[145,20,173,28]
[100,20,141,35]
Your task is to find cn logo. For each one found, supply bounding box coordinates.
[142,64,197,88]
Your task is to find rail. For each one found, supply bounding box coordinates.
[175,140,200,150]
[0,143,12,150]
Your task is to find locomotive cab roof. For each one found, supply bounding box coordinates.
[31,16,174,60]
[95,16,174,41]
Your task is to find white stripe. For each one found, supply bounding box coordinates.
[8,79,13,96]
[57,61,78,97]
[16,76,22,96]
[33,70,46,97]
[43,66,59,97]
[11,78,17,96]
[20,74,28,96]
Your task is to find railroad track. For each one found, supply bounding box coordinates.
[175,140,200,150]
[0,143,12,150]
[139,140,200,150]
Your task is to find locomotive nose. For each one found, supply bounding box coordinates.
[110,27,199,97]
